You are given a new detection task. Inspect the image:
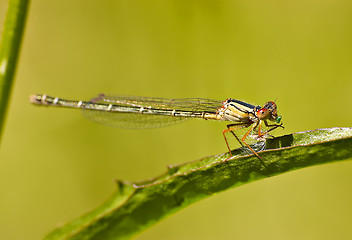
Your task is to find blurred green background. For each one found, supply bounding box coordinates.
[1,0,352,239]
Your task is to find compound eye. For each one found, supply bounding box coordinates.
[257,108,269,119]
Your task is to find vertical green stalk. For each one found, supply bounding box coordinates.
[0,0,30,142]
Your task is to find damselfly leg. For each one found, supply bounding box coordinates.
[222,122,264,159]
[262,121,284,135]
[223,120,284,167]
[223,123,249,153]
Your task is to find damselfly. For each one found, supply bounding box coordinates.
[30,94,284,160]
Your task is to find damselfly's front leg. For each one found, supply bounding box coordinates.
[259,120,284,136]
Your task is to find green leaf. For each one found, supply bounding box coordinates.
[45,127,352,240]
[0,0,29,141]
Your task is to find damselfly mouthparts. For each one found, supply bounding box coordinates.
[30,94,284,161]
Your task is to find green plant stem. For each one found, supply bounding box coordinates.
[0,0,30,141]
[45,127,352,240]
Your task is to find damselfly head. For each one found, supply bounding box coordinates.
[258,101,281,122]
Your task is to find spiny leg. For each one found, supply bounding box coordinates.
[261,120,284,136]
[264,120,284,128]
[240,122,267,168]
[222,123,250,156]
[241,123,261,158]
[253,120,266,150]
[223,122,267,168]
[229,131,245,148]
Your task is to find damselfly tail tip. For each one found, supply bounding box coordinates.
[29,94,42,104]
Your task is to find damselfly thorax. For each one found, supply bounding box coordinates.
[30,94,284,161]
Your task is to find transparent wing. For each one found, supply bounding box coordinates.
[82,110,189,129]
[90,94,223,112]
[82,94,223,129]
